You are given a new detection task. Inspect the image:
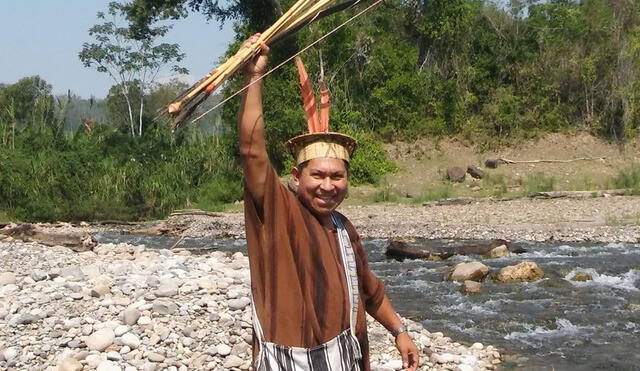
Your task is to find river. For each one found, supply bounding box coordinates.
[94,232,640,370]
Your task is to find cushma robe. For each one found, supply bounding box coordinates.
[244,166,386,370]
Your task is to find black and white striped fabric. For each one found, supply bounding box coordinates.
[250,213,363,371]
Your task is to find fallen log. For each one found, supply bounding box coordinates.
[499,156,606,164]
[528,189,630,199]
[0,224,97,252]
[169,209,221,218]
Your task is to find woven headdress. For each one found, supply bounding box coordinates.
[285,57,356,165]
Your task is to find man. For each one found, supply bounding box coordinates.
[239,34,419,370]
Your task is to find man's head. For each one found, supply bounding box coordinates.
[291,157,349,216]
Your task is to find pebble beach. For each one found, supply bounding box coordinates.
[2,195,639,370]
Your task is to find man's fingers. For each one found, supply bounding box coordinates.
[401,349,409,369]
[408,351,418,370]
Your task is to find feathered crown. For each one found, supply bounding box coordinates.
[285,57,356,165]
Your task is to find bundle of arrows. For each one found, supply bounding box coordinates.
[160,0,370,128]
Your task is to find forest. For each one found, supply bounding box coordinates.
[1,0,639,222]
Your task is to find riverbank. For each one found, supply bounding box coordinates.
[140,196,640,243]
[0,240,501,370]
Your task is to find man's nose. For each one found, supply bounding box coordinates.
[320,177,334,191]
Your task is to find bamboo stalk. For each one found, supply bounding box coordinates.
[165,0,352,126]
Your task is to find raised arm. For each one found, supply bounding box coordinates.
[238,35,270,210]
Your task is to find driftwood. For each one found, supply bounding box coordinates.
[169,209,221,218]
[499,156,606,164]
[485,156,605,168]
[0,224,97,252]
[528,189,630,199]
[386,239,526,261]
[422,198,475,207]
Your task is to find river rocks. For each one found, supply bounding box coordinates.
[484,245,510,259]
[59,357,83,371]
[460,280,483,295]
[152,300,178,315]
[0,271,16,285]
[0,240,501,371]
[223,354,244,368]
[571,272,593,282]
[122,307,141,326]
[86,328,115,351]
[121,333,141,349]
[91,282,112,297]
[493,262,545,283]
[446,262,490,282]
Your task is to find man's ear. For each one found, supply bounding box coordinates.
[291,166,300,186]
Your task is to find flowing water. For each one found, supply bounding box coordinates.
[95,232,640,370]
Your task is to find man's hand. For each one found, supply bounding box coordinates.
[243,33,270,77]
[395,332,420,370]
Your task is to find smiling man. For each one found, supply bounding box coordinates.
[239,35,419,371]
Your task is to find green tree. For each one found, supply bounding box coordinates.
[79,1,188,137]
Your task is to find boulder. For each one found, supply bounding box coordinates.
[571,272,592,282]
[484,158,504,169]
[484,245,511,259]
[494,262,544,283]
[459,280,483,295]
[458,239,526,256]
[467,165,484,179]
[446,167,466,182]
[385,239,454,261]
[445,262,490,282]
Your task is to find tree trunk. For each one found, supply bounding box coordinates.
[121,85,135,136]
[417,0,429,68]
[138,95,144,137]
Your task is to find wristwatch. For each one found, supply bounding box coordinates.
[391,325,408,337]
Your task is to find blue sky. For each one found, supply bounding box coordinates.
[0,1,235,99]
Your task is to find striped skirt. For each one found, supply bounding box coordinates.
[255,328,362,371]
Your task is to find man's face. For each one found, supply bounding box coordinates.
[292,157,349,217]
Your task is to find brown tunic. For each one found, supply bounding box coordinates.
[244,166,386,370]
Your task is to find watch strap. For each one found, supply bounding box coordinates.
[391,325,408,337]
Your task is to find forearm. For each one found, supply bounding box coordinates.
[367,295,403,333]
[238,73,267,159]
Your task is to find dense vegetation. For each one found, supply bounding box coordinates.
[2,0,640,221]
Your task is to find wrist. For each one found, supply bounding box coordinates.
[391,325,408,338]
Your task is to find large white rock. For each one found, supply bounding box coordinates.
[86,328,115,351]
[0,272,16,285]
[97,360,121,371]
[223,355,244,368]
[446,262,490,282]
[58,357,83,371]
[122,333,141,349]
[216,343,232,356]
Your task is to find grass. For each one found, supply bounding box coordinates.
[411,184,455,204]
[605,212,640,226]
[482,172,509,197]
[612,163,640,194]
[523,172,556,194]
[370,179,402,203]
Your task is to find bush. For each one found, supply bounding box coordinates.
[613,163,640,194]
